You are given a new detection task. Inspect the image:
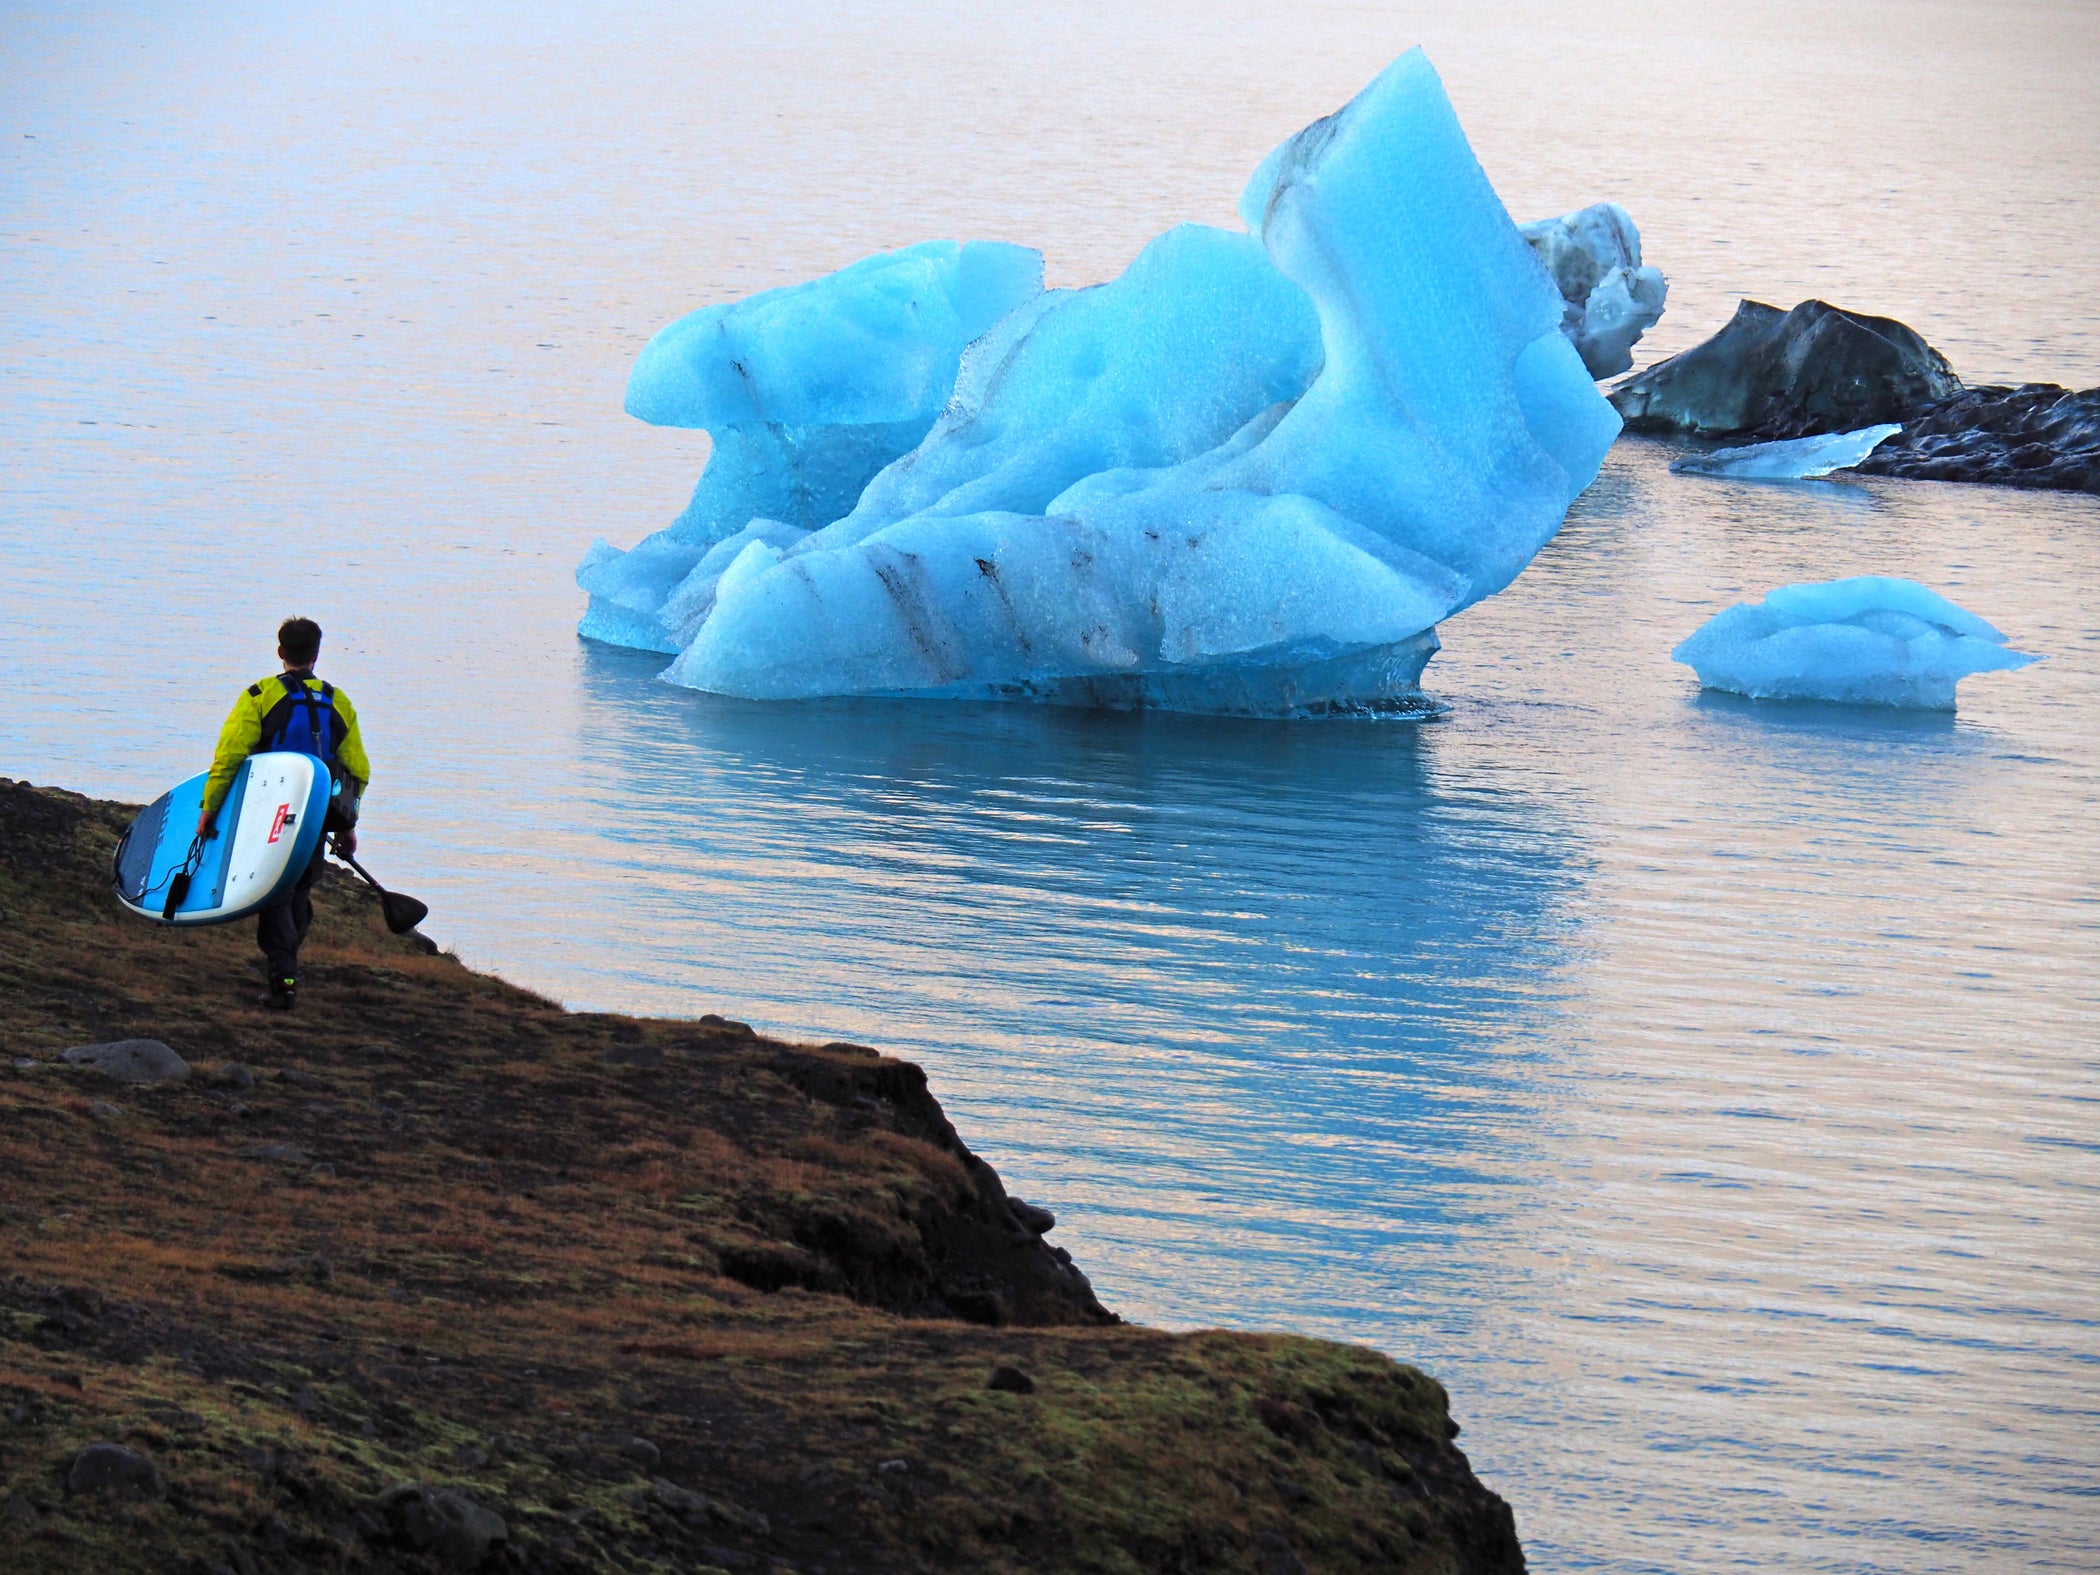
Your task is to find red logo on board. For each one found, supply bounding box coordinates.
[268,804,290,844]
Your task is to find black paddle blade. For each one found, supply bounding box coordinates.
[161,871,192,921]
[379,890,429,935]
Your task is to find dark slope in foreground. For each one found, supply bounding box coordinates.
[0,777,1524,1575]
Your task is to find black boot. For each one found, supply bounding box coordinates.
[256,975,296,1011]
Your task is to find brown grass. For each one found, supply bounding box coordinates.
[0,776,1525,1574]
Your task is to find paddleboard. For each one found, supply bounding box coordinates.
[111,751,332,925]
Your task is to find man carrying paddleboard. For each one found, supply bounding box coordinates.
[196,617,370,1010]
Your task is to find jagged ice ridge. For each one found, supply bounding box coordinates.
[578,50,1622,715]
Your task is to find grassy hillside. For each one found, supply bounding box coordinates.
[0,776,1524,1574]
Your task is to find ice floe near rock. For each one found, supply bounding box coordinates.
[1519,202,1667,379]
[1670,423,1902,480]
[583,50,1620,713]
[1673,577,2039,709]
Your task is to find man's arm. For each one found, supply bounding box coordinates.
[330,694,370,856]
[334,693,371,795]
[197,689,264,830]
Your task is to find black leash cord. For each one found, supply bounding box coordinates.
[130,830,204,902]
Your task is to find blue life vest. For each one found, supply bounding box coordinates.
[253,674,356,827]
[260,675,343,758]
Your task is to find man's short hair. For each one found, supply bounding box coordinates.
[278,617,323,666]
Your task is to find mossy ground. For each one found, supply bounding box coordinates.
[0,777,1523,1574]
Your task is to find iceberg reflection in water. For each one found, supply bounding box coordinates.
[561,641,1584,1324]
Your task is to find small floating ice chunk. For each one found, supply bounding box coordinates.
[1673,576,2040,709]
[1518,201,1668,379]
[1670,423,1903,481]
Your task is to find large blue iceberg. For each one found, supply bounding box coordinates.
[579,50,1621,714]
[1673,577,2040,709]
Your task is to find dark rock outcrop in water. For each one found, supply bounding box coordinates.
[1615,297,2098,495]
[0,776,1527,1575]
[1611,298,1961,440]
[1850,383,2100,494]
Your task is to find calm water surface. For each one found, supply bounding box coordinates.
[4,2,2098,1569]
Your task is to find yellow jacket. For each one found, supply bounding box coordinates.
[203,672,371,813]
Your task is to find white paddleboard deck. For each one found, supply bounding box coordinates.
[112,751,332,926]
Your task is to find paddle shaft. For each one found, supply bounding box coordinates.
[334,849,390,897]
